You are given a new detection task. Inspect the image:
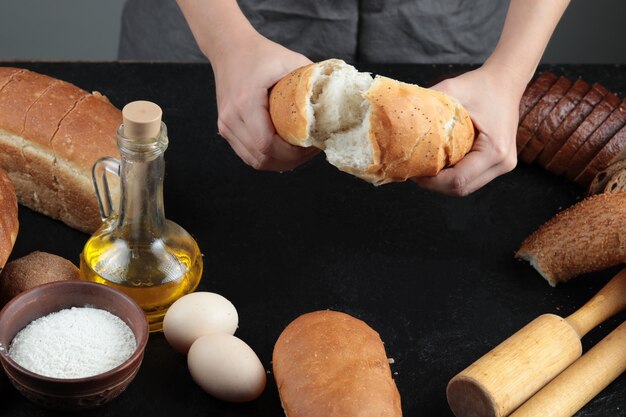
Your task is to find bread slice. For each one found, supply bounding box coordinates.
[518,72,558,122]
[577,123,626,187]
[516,190,626,286]
[588,154,626,194]
[537,83,608,167]
[0,67,120,233]
[603,168,626,193]
[0,168,18,270]
[272,310,402,417]
[517,76,572,161]
[523,79,590,166]
[546,92,621,176]
[269,59,474,185]
[565,97,626,182]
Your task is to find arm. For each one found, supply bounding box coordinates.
[176,0,318,171]
[415,0,571,196]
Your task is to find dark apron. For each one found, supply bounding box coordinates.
[118,0,508,64]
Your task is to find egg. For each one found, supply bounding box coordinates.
[163,292,238,354]
[187,333,266,402]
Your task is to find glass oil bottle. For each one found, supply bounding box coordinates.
[80,101,203,332]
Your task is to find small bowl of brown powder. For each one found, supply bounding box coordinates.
[0,280,149,411]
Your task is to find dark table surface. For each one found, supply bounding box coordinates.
[0,62,624,417]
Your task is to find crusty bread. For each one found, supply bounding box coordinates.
[518,72,558,122]
[269,59,474,185]
[517,76,572,161]
[603,168,626,193]
[577,122,626,187]
[0,66,120,233]
[0,168,18,270]
[0,251,80,306]
[272,310,402,417]
[546,92,621,176]
[515,190,626,286]
[588,153,626,195]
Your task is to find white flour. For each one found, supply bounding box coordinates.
[8,307,136,379]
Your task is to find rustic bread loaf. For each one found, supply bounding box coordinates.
[564,97,626,182]
[0,251,80,306]
[272,310,402,417]
[522,79,590,166]
[269,59,474,185]
[517,76,572,161]
[519,72,558,122]
[535,83,608,167]
[546,92,621,176]
[0,67,120,233]
[577,122,626,186]
[516,190,626,286]
[0,167,18,270]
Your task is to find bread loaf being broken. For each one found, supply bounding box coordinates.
[0,67,120,233]
[269,59,475,185]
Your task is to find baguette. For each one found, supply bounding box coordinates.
[515,190,626,286]
[0,66,120,233]
[272,310,402,417]
[269,59,474,185]
[0,167,18,270]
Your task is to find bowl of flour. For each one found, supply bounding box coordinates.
[0,280,149,410]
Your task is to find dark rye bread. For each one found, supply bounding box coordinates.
[519,72,559,121]
[528,79,591,166]
[578,123,626,187]
[565,97,626,182]
[536,83,608,167]
[0,66,120,233]
[546,91,621,176]
[517,76,573,163]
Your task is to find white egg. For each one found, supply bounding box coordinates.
[187,333,266,402]
[163,292,238,354]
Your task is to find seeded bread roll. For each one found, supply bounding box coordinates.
[0,167,18,270]
[0,67,120,233]
[0,251,80,306]
[269,59,474,185]
[272,310,402,417]
[516,190,626,286]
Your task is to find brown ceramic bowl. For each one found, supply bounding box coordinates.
[0,280,148,411]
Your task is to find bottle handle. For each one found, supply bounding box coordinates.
[92,157,121,220]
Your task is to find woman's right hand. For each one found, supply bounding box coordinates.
[211,32,319,172]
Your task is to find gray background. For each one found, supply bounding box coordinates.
[0,0,625,63]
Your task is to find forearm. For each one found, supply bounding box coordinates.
[484,0,570,93]
[176,0,257,64]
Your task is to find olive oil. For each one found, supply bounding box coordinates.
[81,101,203,332]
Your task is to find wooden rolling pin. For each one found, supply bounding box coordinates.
[447,268,626,417]
[510,320,626,417]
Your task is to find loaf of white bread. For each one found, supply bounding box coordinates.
[516,190,626,286]
[269,59,475,185]
[0,67,120,233]
[272,310,402,417]
[0,167,18,269]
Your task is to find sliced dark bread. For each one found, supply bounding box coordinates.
[565,97,626,181]
[537,83,608,167]
[518,77,576,163]
[578,123,626,186]
[546,91,620,176]
[533,79,591,167]
[519,72,558,121]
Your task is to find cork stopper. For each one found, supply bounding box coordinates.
[122,101,163,140]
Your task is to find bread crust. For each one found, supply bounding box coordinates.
[273,310,402,417]
[366,76,473,181]
[577,123,626,186]
[0,168,18,270]
[269,63,319,146]
[0,67,120,233]
[516,190,626,285]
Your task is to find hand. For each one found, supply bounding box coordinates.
[211,32,319,172]
[413,63,526,196]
